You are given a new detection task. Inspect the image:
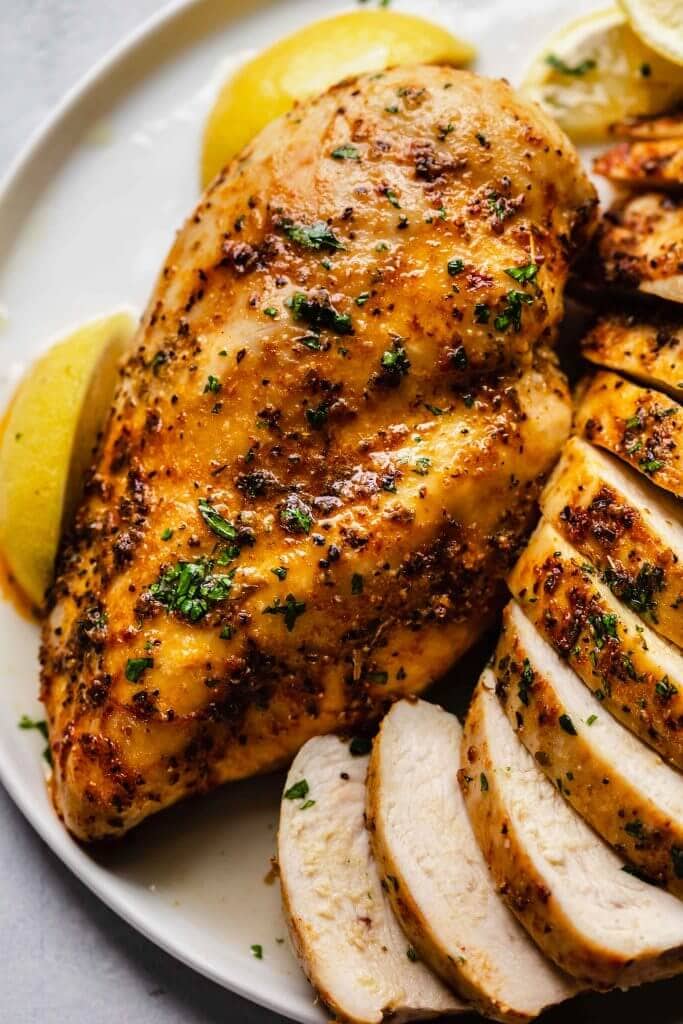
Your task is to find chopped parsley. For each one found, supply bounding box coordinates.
[424,403,444,416]
[367,670,389,685]
[284,779,310,800]
[305,402,329,429]
[280,498,313,534]
[474,302,490,324]
[494,289,534,333]
[349,736,372,756]
[280,219,344,252]
[148,558,234,622]
[219,625,233,640]
[586,714,597,726]
[356,292,370,306]
[413,456,431,476]
[331,144,360,161]
[640,457,664,475]
[480,772,489,792]
[406,947,419,962]
[518,658,534,706]
[625,819,646,839]
[384,187,401,209]
[380,344,411,376]
[161,527,173,541]
[288,292,353,335]
[588,612,618,648]
[447,258,465,277]
[251,945,263,960]
[18,715,48,740]
[204,375,221,394]
[558,714,577,736]
[601,563,664,616]
[655,677,678,702]
[546,53,597,76]
[263,593,306,632]
[301,799,316,810]
[351,573,364,595]
[18,716,51,766]
[125,657,154,682]
[198,499,238,541]
[505,263,538,284]
[263,306,278,318]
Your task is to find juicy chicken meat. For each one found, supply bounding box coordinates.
[593,138,683,190]
[586,192,683,304]
[40,66,595,840]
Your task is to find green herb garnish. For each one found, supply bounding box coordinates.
[263,594,306,632]
[125,657,154,682]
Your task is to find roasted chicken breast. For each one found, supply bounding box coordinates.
[40,66,595,840]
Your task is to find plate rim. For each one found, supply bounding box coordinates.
[0,1,305,1019]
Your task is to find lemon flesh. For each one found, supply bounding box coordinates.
[0,312,135,607]
[201,9,476,187]
[620,0,683,67]
[521,6,683,141]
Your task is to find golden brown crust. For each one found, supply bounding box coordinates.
[581,316,683,399]
[40,66,593,840]
[586,192,683,304]
[461,677,683,989]
[575,371,683,498]
[508,523,683,768]
[494,603,683,895]
[541,437,683,649]
[594,139,683,190]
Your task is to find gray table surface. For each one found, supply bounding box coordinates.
[0,4,283,1021]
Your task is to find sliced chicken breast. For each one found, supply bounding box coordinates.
[278,735,464,1024]
[589,192,683,304]
[610,112,683,141]
[594,139,683,190]
[575,371,682,498]
[366,699,577,1023]
[461,672,683,988]
[541,437,683,649]
[508,522,683,768]
[581,317,683,398]
[495,601,683,895]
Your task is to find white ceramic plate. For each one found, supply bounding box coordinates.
[0,0,627,1020]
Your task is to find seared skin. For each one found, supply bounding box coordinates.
[587,192,683,304]
[594,139,683,191]
[40,66,595,840]
[582,316,683,398]
[576,371,683,498]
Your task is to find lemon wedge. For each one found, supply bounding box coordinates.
[521,6,683,141]
[0,312,135,607]
[620,0,683,67]
[201,9,475,187]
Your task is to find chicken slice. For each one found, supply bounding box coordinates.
[277,735,464,1024]
[40,65,594,840]
[495,601,683,895]
[594,139,683,190]
[541,437,683,649]
[575,371,682,498]
[610,111,683,141]
[366,699,578,1023]
[461,672,683,988]
[588,192,683,304]
[581,316,683,398]
[508,522,683,768]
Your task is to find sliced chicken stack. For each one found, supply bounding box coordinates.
[458,105,683,1002]
[278,111,683,1023]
